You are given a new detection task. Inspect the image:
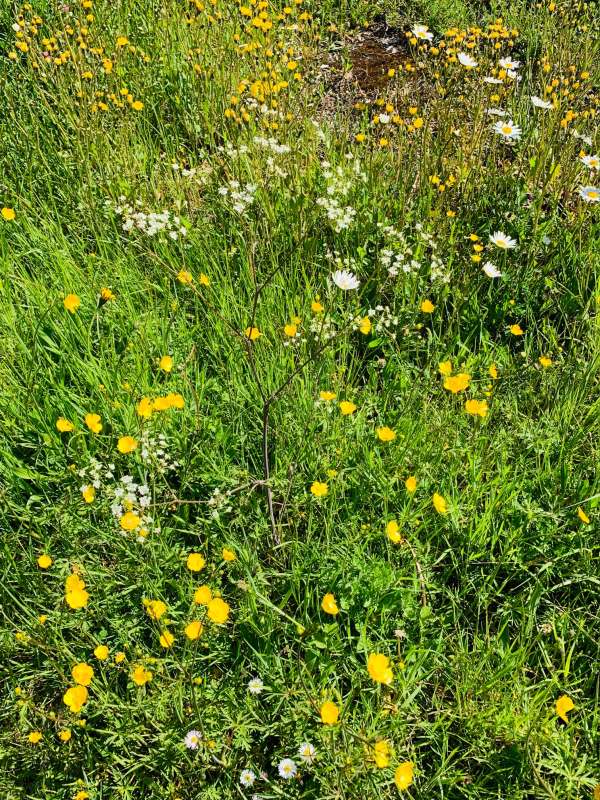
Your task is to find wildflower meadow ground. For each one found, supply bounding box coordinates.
[0,0,599,798]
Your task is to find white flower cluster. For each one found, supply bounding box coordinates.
[78,457,114,489]
[207,487,233,520]
[237,743,316,790]
[316,155,365,232]
[107,197,188,239]
[308,312,337,341]
[377,224,420,277]
[140,432,179,472]
[111,475,159,541]
[171,163,198,178]
[364,305,401,335]
[217,180,257,214]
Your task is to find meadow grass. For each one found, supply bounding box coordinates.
[0,0,599,798]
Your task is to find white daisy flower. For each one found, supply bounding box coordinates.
[331,269,360,291]
[578,185,600,202]
[482,262,502,278]
[489,231,517,249]
[499,57,521,70]
[298,742,316,763]
[412,24,433,41]
[531,95,553,109]
[247,677,264,695]
[458,52,478,68]
[581,154,599,170]
[277,759,297,779]
[239,770,256,787]
[493,119,522,141]
[184,730,201,750]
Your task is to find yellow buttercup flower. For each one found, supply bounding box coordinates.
[245,326,261,341]
[63,685,89,713]
[159,355,173,372]
[320,700,339,724]
[555,694,574,722]
[339,401,357,416]
[207,597,230,624]
[63,294,81,313]
[84,413,102,433]
[386,520,403,544]
[395,761,414,790]
[117,436,137,454]
[71,663,94,687]
[367,653,393,684]
[56,417,75,432]
[444,373,471,393]
[120,512,140,531]
[321,593,339,615]
[432,493,448,514]
[132,665,153,686]
[187,552,206,571]
[464,399,488,417]
[310,481,328,498]
[194,585,212,605]
[577,507,590,524]
[185,620,203,640]
[405,476,417,493]
[376,426,396,442]
[420,299,435,313]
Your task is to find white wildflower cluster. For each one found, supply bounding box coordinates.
[220,137,291,179]
[237,742,316,793]
[78,457,114,491]
[316,155,365,232]
[106,197,188,239]
[308,312,337,341]
[413,224,449,284]
[207,487,233,520]
[377,224,420,277]
[218,180,257,214]
[316,196,356,231]
[362,306,401,336]
[111,475,159,541]
[77,459,161,542]
[171,163,198,178]
[139,432,179,472]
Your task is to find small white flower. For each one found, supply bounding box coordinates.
[486,108,507,117]
[184,730,201,750]
[581,154,600,170]
[412,24,433,41]
[247,677,264,695]
[298,742,316,763]
[483,76,503,84]
[489,231,517,250]
[240,770,256,787]
[530,95,553,109]
[499,57,520,70]
[458,52,477,68]
[578,185,600,202]
[378,113,390,124]
[331,269,360,291]
[277,758,297,779]
[482,261,502,278]
[493,119,522,141]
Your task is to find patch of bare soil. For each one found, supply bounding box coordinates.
[314,16,428,121]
